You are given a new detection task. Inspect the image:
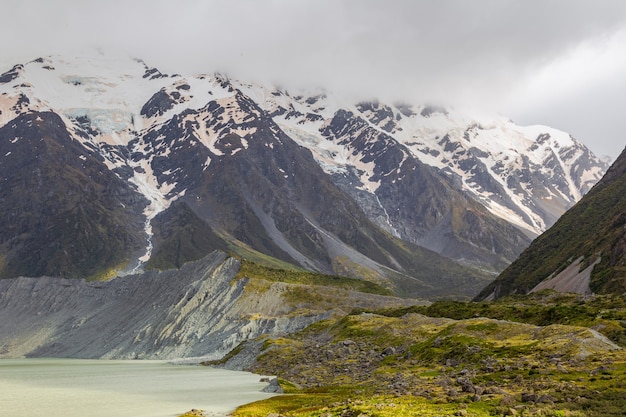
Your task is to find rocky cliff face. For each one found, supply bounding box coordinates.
[0,251,422,359]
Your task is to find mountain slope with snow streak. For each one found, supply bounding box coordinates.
[249,90,606,236]
[0,53,608,296]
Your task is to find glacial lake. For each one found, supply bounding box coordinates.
[0,358,275,417]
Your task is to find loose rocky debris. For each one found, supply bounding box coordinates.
[225,309,625,416]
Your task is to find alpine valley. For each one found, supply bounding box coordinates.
[0,53,608,298]
[3,53,626,417]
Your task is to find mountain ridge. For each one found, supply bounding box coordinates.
[0,53,608,297]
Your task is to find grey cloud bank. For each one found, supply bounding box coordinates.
[2,0,625,158]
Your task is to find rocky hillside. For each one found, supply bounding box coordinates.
[0,53,607,297]
[221,292,626,417]
[477,146,626,300]
[0,251,423,359]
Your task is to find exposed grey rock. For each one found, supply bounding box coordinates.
[521,392,538,403]
[537,394,555,404]
[456,376,475,393]
[0,252,325,359]
[262,378,284,393]
[381,346,396,356]
[0,251,424,360]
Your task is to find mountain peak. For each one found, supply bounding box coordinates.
[0,53,608,298]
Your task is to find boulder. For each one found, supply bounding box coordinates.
[262,378,284,394]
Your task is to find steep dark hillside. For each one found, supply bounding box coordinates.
[477,146,626,300]
[0,111,147,279]
[141,92,492,296]
[144,201,228,270]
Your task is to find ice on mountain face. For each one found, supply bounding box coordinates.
[120,62,606,249]
[268,88,602,234]
[280,122,382,195]
[11,54,231,134]
[367,108,606,234]
[124,150,183,274]
[64,108,134,135]
[280,124,341,168]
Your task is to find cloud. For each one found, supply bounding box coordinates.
[2,0,626,157]
[504,27,626,158]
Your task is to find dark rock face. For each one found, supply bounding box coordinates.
[0,64,23,84]
[141,89,176,117]
[146,201,228,270]
[420,105,448,117]
[0,111,147,279]
[262,378,284,393]
[356,101,398,133]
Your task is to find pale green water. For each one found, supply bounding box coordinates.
[0,359,274,417]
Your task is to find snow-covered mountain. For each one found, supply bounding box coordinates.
[246,89,605,235]
[0,53,609,297]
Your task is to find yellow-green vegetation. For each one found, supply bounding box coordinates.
[0,254,6,278]
[227,241,305,271]
[236,259,392,295]
[178,410,205,417]
[230,293,626,417]
[385,291,626,346]
[235,391,502,417]
[88,261,130,281]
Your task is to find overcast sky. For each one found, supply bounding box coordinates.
[2,0,625,159]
